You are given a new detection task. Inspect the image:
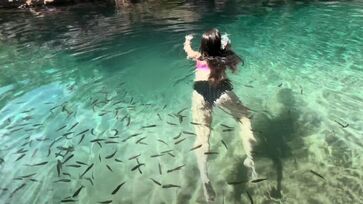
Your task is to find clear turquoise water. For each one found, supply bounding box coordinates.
[0,1,362,203]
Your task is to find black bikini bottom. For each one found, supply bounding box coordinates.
[193,80,233,105]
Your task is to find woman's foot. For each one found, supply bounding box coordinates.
[203,181,216,203]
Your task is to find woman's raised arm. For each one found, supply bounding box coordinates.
[183,34,201,60]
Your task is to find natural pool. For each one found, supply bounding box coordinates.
[0,0,362,203]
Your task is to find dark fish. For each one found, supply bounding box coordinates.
[135,137,147,144]
[334,120,349,128]
[76,129,89,136]
[150,178,162,186]
[111,182,126,195]
[90,138,105,143]
[178,115,184,124]
[157,139,168,146]
[150,154,163,158]
[221,140,228,150]
[167,165,185,173]
[85,177,94,186]
[105,140,118,144]
[174,138,186,145]
[96,141,102,148]
[162,105,167,109]
[29,178,39,182]
[26,161,48,166]
[98,200,112,204]
[246,191,253,204]
[204,152,219,155]
[80,163,94,178]
[162,184,181,188]
[91,128,95,135]
[190,122,202,126]
[63,132,74,138]
[62,154,74,164]
[166,122,177,126]
[21,173,36,178]
[173,132,182,140]
[190,144,202,151]
[177,107,188,115]
[244,84,254,88]
[16,153,26,161]
[299,85,303,94]
[76,161,87,166]
[54,178,71,183]
[115,158,123,163]
[182,131,196,135]
[161,149,173,154]
[141,124,157,129]
[63,172,71,177]
[227,180,247,185]
[105,149,117,159]
[68,122,79,131]
[72,186,84,198]
[278,83,283,87]
[61,199,78,203]
[122,133,142,142]
[106,165,113,172]
[66,164,82,168]
[309,170,326,180]
[78,134,86,144]
[250,178,267,183]
[99,154,102,162]
[158,163,162,175]
[131,163,145,171]
[222,129,234,132]
[126,116,131,126]
[110,129,118,136]
[167,153,175,158]
[157,113,162,120]
[128,154,141,160]
[57,160,62,176]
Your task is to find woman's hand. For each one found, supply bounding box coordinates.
[185,34,194,41]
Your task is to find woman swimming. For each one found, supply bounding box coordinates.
[184,28,257,202]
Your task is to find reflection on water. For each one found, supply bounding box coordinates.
[0,0,363,203]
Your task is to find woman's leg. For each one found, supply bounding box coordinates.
[191,91,216,202]
[215,91,258,179]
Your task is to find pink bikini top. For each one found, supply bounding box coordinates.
[196,60,210,71]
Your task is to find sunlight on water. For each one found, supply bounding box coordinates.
[0,1,362,203]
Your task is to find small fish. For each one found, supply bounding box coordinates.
[160,149,173,154]
[68,122,79,131]
[167,164,185,173]
[166,122,177,126]
[167,153,175,158]
[99,154,102,162]
[141,124,157,129]
[66,164,81,168]
[61,199,78,203]
[76,161,87,166]
[131,163,145,171]
[173,132,182,140]
[76,129,89,136]
[244,84,254,88]
[26,161,48,166]
[78,134,86,144]
[63,172,71,177]
[309,170,326,180]
[190,122,202,126]
[16,153,26,161]
[246,191,253,204]
[21,173,36,178]
[62,154,74,164]
[190,144,202,151]
[158,163,162,175]
[90,138,105,143]
[126,116,131,126]
[174,138,186,145]
[105,140,118,144]
[98,200,112,204]
[162,184,181,188]
[85,177,94,186]
[57,160,62,176]
[135,137,147,144]
[182,131,196,135]
[334,120,349,128]
[122,133,142,142]
[91,128,95,135]
[72,186,84,198]
[157,113,162,120]
[111,182,126,195]
[222,129,234,132]
[54,179,71,183]
[105,149,117,159]
[106,164,113,172]
[128,154,141,160]
[157,139,168,146]
[299,85,303,95]
[9,183,26,197]
[150,178,162,186]
[162,104,167,109]
[63,132,74,138]
[150,154,163,158]
[278,83,283,87]
[80,163,94,178]
[204,151,219,155]
[115,158,123,163]
[250,178,267,183]
[221,140,228,150]
[227,180,247,185]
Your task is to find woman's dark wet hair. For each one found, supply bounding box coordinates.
[199,28,243,85]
